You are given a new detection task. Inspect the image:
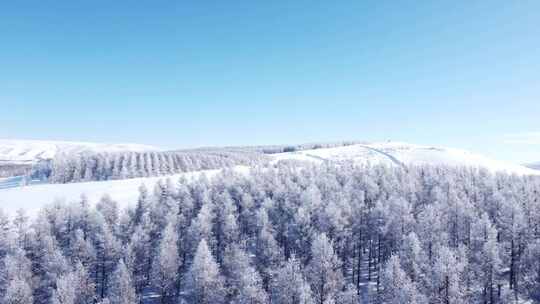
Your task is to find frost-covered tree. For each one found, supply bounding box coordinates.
[4,277,33,304]
[107,260,137,304]
[2,248,33,303]
[520,239,540,301]
[134,184,150,226]
[400,232,426,284]
[2,162,540,303]
[127,213,153,296]
[336,284,359,304]
[96,195,119,231]
[69,229,96,267]
[52,272,77,304]
[272,255,314,304]
[213,192,239,263]
[223,245,268,304]
[72,261,96,304]
[184,239,225,304]
[431,246,467,304]
[12,208,30,249]
[187,201,215,257]
[254,208,283,289]
[29,217,69,304]
[92,217,121,300]
[380,255,425,304]
[306,233,344,304]
[152,214,180,303]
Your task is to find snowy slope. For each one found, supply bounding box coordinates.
[525,162,540,170]
[272,142,540,176]
[2,141,538,215]
[0,166,250,216]
[0,139,160,164]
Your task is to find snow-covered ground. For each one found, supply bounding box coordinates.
[272,142,540,176]
[0,166,250,216]
[0,139,160,164]
[525,162,540,170]
[1,141,539,216]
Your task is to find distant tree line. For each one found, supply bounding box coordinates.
[0,163,32,178]
[172,141,364,155]
[37,142,366,183]
[1,163,540,303]
[40,150,269,183]
[2,141,365,182]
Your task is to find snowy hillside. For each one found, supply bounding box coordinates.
[0,166,250,215]
[525,162,540,170]
[0,139,160,164]
[2,140,539,215]
[2,142,540,303]
[272,142,540,175]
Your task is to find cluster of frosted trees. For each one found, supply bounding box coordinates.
[27,142,365,183]
[46,150,268,183]
[0,164,31,179]
[246,141,362,154]
[1,163,540,303]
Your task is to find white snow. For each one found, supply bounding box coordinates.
[0,139,160,164]
[525,162,540,170]
[272,142,540,176]
[0,166,250,216]
[1,141,539,216]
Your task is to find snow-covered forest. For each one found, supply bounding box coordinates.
[1,162,539,304]
[34,141,362,184]
[44,150,269,183]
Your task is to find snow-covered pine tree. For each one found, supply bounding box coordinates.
[107,260,137,304]
[222,244,268,304]
[184,239,225,304]
[152,213,180,303]
[272,255,314,304]
[380,255,426,304]
[306,233,344,304]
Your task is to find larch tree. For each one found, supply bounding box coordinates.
[272,255,314,304]
[107,260,137,304]
[306,233,344,304]
[52,272,76,304]
[184,239,225,304]
[431,246,467,304]
[152,214,180,303]
[4,277,33,304]
[380,255,426,304]
[223,244,268,304]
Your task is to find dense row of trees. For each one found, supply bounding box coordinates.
[204,141,363,154]
[0,163,32,178]
[45,150,268,183]
[8,142,364,183]
[1,163,540,303]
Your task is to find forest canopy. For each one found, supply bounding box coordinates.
[0,163,539,303]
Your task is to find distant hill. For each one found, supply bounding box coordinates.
[271,142,540,176]
[525,162,540,170]
[0,139,160,164]
[1,140,540,215]
[0,139,160,178]
[2,139,538,183]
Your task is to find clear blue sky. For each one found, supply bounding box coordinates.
[1,1,539,163]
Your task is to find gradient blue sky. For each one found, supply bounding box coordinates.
[1,1,539,163]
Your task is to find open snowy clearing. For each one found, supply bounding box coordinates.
[1,141,539,216]
[525,161,540,170]
[0,166,250,216]
[271,142,540,176]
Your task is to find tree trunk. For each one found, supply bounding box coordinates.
[510,239,514,290]
[356,231,362,294]
[368,239,372,281]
